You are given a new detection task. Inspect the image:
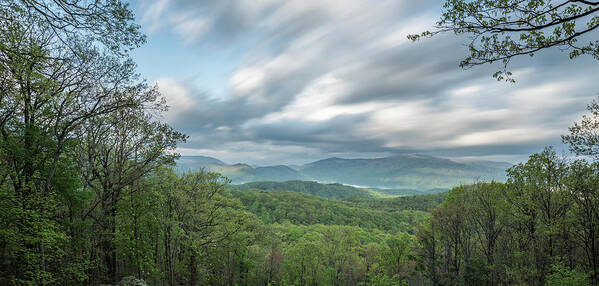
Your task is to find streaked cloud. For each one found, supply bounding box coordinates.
[135,0,599,165]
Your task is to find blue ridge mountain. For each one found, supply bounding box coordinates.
[176,154,510,190]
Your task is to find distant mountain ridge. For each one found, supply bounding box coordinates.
[176,156,226,170]
[175,154,511,190]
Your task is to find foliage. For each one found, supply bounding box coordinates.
[344,192,448,212]
[563,97,599,159]
[0,0,159,284]
[545,264,591,286]
[413,151,599,285]
[229,189,432,233]
[230,180,375,200]
[119,276,149,286]
[409,0,599,81]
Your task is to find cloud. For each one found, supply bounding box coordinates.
[140,0,170,32]
[138,0,599,165]
[172,16,209,44]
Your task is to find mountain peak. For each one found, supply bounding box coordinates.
[323,157,346,161]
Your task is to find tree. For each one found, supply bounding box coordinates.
[545,263,591,286]
[408,0,599,81]
[463,258,490,286]
[565,160,599,284]
[562,101,599,284]
[0,0,145,55]
[283,233,326,285]
[563,97,599,159]
[75,102,184,283]
[379,233,416,283]
[0,1,149,283]
[504,148,571,285]
[429,186,479,285]
[0,1,164,283]
[468,182,506,285]
[416,217,442,285]
[163,170,254,286]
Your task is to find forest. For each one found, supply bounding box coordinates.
[1,0,599,285]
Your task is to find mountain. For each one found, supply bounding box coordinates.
[176,155,226,171]
[252,165,302,181]
[450,158,514,170]
[176,154,511,189]
[176,161,304,183]
[298,154,508,189]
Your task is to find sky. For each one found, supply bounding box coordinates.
[129,0,599,166]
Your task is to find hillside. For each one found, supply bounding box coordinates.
[343,192,448,212]
[227,189,439,233]
[178,154,510,189]
[230,180,448,200]
[369,187,448,196]
[230,180,375,200]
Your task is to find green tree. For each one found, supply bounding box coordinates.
[169,170,255,285]
[563,98,599,159]
[545,263,591,286]
[0,0,145,55]
[0,0,148,283]
[283,233,326,286]
[565,160,599,283]
[504,148,571,285]
[562,92,599,284]
[377,233,416,284]
[416,218,442,285]
[463,258,489,286]
[74,99,184,283]
[466,182,505,285]
[409,0,599,81]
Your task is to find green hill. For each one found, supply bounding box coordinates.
[230,180,374,200]
[342,192,448,212]
[227,189,439,233]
